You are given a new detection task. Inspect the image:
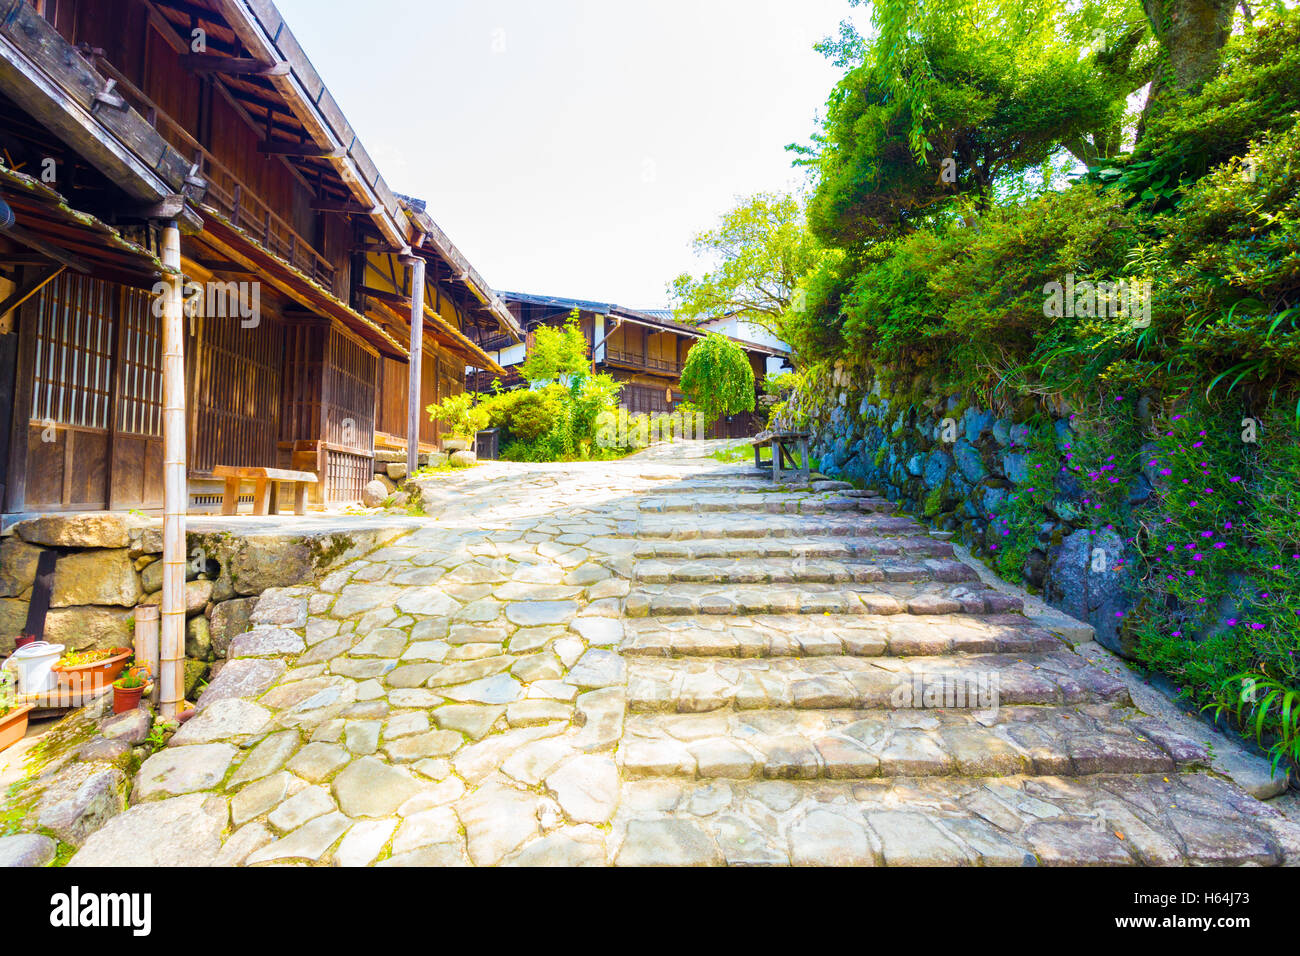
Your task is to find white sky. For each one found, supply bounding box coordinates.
[273,0,865,307]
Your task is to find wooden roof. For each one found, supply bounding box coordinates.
[145,0,518,342]
[0,163,175,288]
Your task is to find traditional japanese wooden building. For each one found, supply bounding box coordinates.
[476,291,780,438]
[0,0,518,526]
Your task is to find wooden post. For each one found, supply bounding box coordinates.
[134,603,160,705]
[404,256,426,476]
[159,221,187,718]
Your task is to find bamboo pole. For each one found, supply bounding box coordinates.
[133,603,160,705]
[405,256,426,476]
[159,221,186,717]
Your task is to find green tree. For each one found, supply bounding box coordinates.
[521,310,590,383]
[670,192,820,334]
[679,333,756,427]
[803,0,1154,246]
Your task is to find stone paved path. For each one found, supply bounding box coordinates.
[71,442,1300,866]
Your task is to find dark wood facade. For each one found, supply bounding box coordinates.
[0,0,517,520]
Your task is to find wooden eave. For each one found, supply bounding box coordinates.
[366,297,506,377]
[156,0,410,251]
[0,163,177,288]
[197,209,406,359]
[0,0,204,229]
[402,204,522,343]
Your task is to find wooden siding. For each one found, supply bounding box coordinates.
[190,311,284,477]
[376,346,462,448]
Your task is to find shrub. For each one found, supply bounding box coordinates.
[425,391,488,440]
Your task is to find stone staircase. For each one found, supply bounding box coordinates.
[607,468,1300,866]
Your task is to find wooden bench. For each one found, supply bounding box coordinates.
[213,466,318,516]
[751,430,811,484]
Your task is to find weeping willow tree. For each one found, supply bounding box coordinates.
[679,333,756,428]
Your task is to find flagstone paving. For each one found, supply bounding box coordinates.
[70,443,1300,866]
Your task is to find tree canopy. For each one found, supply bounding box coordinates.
[520,310,590,384]
[803,0,1155,246]
[669,192,821,334]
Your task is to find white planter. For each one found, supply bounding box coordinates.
[9,641,66,694]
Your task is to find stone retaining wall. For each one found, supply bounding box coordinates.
[777,362,1138,654]
[1,514,407,698]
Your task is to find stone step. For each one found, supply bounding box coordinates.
[618,704,1202,781]
[624,582,1023,618]
[625,652,1132,713]
[637,494,895,515]
[633,479,882,497]
[631,535,956,561]
[611,773,1300,866]
[633,556,978,586]
[627,513,921,540]
[631,480,814,496]
[622,614,1063,659]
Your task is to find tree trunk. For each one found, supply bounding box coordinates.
[1137,0,1235,140]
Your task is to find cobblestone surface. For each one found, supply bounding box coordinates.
[70,442,1300,866]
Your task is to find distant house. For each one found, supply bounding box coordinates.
[696,312,794,378]
[476,292,787,438]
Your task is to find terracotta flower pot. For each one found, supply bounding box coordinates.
[0,704,34,753]
[52,647,132,693]
[112,682,145,715]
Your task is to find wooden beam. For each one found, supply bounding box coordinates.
[258,141,345,159]
[359,284,407,308]
[0,264,64,317]
[178,54,291,77]
[189,257,256,275]
[125,195,192,220]
[0,224,92,273]
[312,199,381,215]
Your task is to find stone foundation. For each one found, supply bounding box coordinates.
[1,513,409,696]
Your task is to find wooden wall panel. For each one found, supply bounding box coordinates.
[190,312,284,476]
[24,424,65,508]
[280,322,326,443]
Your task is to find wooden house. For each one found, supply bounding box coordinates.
[0,0,519,525]
[476,291,781,438]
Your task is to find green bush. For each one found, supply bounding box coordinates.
[482,387,565,442]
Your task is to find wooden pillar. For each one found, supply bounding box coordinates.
[404,257,426,476]
[158,221,186,718]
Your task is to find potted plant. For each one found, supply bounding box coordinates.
[112,666,148,715]
[52,646,133,693]
[0,671,33,753]
[426,392,488,453]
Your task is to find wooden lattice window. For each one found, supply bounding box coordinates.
[116,286,162,437]
[324,448,370,504]
[30,273,115,429]
[191,313,283,474]
[323,328,376,453]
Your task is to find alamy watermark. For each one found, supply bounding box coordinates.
[50,887,151,936]
[890,669,1000,719]
[597,406,706,449]
[152,279,261,328]
[1043,274,1151,328]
